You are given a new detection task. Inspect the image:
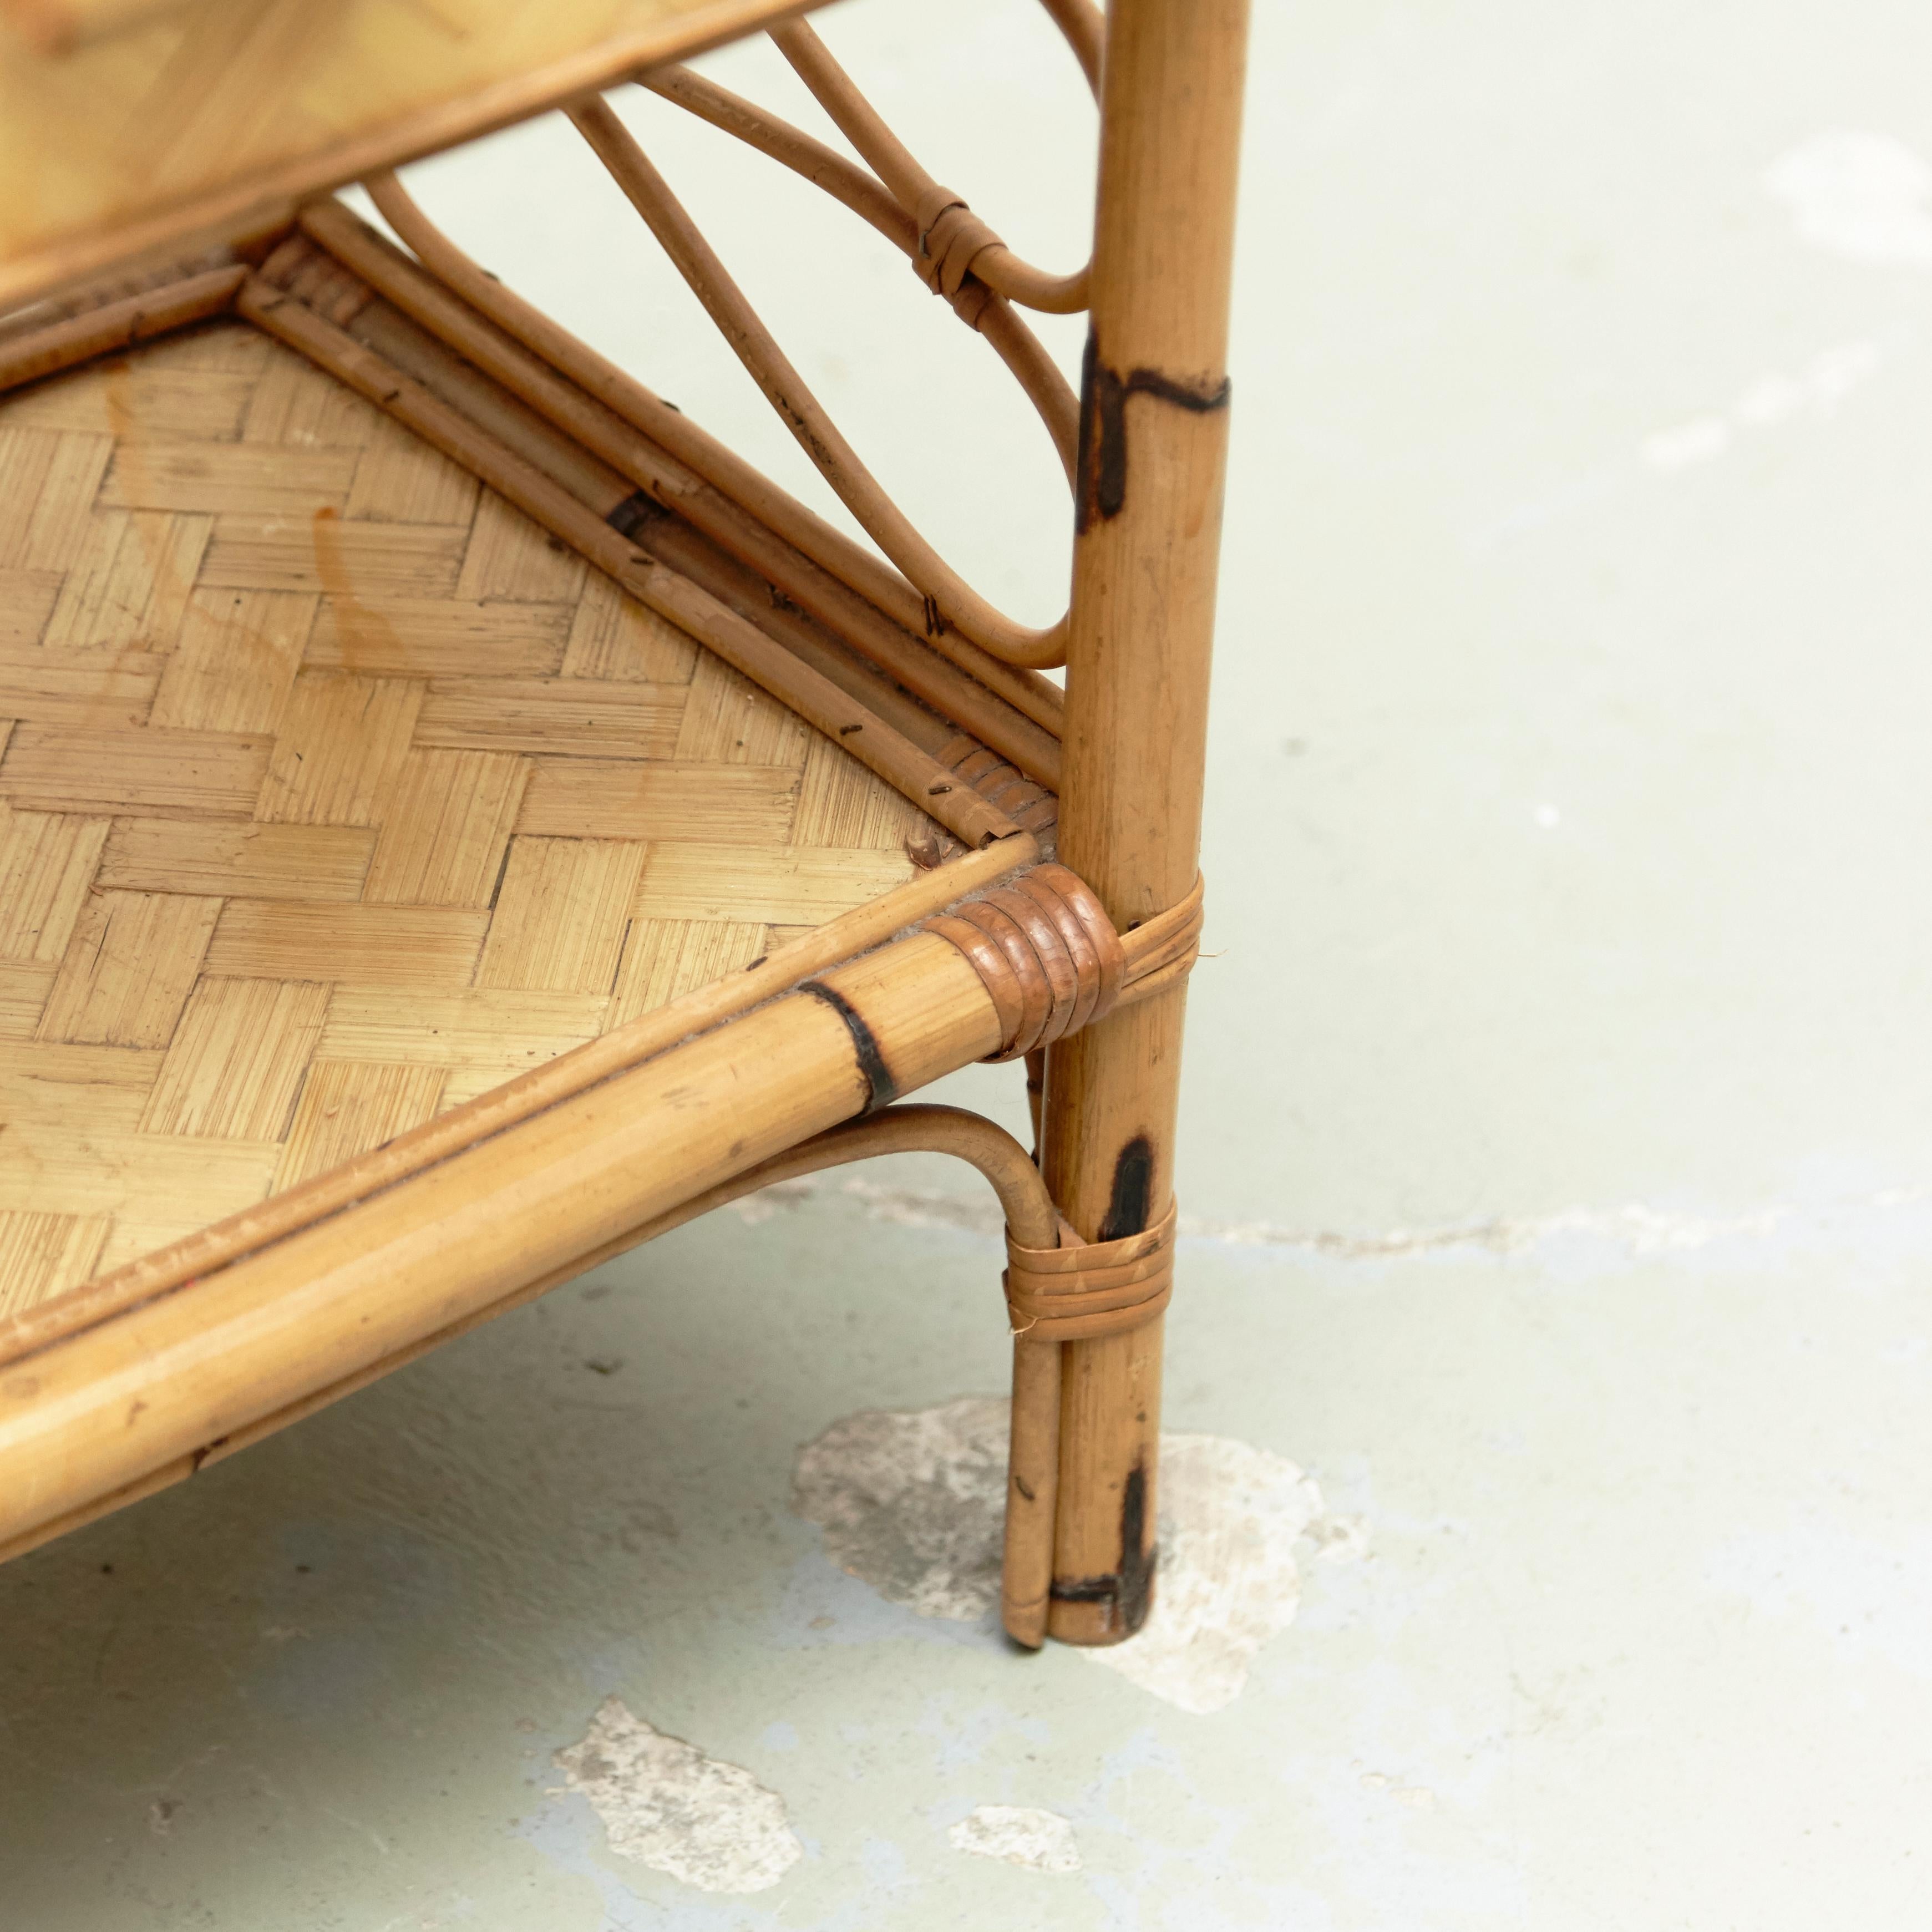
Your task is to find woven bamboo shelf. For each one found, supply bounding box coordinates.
[0,0,811,310]
[0,0,1248,1660]
[0,315,949,1309]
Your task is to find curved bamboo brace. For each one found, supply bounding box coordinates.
[770,19,1090,316]
[656,1103,1062,1647]
[1036,0,1105,95]
[363,171,1073,698]
[636,67,1077,481]
[568,97,1073,671]
[640,64,911,255]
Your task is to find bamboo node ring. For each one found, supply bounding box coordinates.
[1005,1198,1178,1342]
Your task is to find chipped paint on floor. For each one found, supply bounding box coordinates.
[791,1396,1010,1621]
[1765,129,1932,264]
[1642,339,1883,470]
[948,1804,1082,1872]
[1084,1433,1338,1715]
[742,1171,1932,1282]
[792,1398,1362,1712]
[552,1696,803,1894]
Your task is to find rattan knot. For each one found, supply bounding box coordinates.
[1005,1199,1178,1343]
[924,863,1124,1062]
[915,186,1003,298]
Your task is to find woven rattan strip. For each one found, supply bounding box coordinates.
[0,318,951,1319]
[1004,1198,1177,1342]
[922,863,1203,1061]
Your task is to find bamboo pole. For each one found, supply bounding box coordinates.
[0,834,1036,1371]
[300,199,1062,782]
[0,1102,1063,1641]
[0,934,1005,1553]
[1040,0,1249,1643]
[0,264,244,392]
[237,278,1018,852]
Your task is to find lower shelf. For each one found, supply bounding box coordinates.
[0,318,948,1316]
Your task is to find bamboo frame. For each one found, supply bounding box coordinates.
[770,21,1089,315]
[237,277,1020,855]
[0,262,244,388]
[0,0,1249,1661]
[0,838,1038,1371]
[567,97,1074,668]
[354,175,1067,739]
[0,931,1007,1557]
[1042,0,1249,1642]
[300,197,1062,786]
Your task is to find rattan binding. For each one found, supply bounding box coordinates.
[1005,1198,1177,1341]
[923,865,1204,1060]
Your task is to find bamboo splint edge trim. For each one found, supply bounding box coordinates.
[296,199,1063,787]
[1005,1198,1178,1342]
[347,179,1067,742]
[235,273,1021,854]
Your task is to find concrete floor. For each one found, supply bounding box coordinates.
[6,0,1932,1923]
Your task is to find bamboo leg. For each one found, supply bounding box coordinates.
[1002,1333,1062,1648]
[1041,0,1249,1644]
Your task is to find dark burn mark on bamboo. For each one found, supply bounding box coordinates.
[1049,1460,1157,1634]
[605,489,667,539]
[799,981,899,1115]
[1099,1134,1155,1240]
[1076,333,1232,532]
[1115,1460,1157,1631]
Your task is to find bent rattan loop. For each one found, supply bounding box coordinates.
[772,18,1093,317]
[923,861,1127,1061]
[568,95,1074,668]
[1005,1198,1179,1342]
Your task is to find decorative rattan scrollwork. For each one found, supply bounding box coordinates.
[399,1,1099,673]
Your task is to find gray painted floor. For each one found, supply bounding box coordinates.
[6,0,1931,1924]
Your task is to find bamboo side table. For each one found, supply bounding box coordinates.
[0,0,1250,1654]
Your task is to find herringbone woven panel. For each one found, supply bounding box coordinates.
[0,320,937,1314]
